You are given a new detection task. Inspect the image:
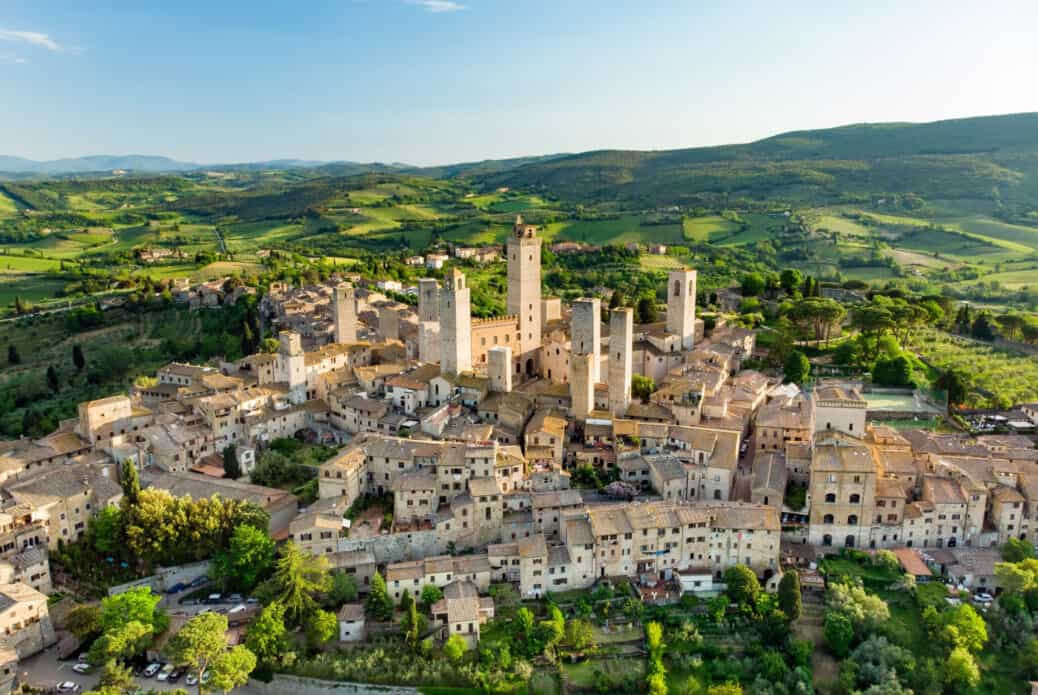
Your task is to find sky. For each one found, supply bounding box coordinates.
[2,0,1037,165]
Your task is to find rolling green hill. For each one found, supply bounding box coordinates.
[477,112,1038,212]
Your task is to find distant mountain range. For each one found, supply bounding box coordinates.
[4,113,1038,209]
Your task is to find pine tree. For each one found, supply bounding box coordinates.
[778,570,802,621]
[403,596,420,650]
[7,344,20,365]
[46,365,60,393]
[223,445,241,480]
[365,572,394,622]
[121,460,141,507]
[72,344,85,371]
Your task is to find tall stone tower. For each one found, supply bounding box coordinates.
[418,278,439,322]
[439,268,472,377]
[379,306,399,341]
[333,284,356,344]
[667,268,697,350]
[570,352,595,420]
[507,215,542,378]
[609,307,633,417]
[571,298,601,385]
[279,331,307,404]
[488,346,512,393]
[417,278,440,363]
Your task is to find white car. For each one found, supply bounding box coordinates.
[72,663,92,674]
[186,673,199,686]
[157,663,175,681]
[143,662,162,678]
[974,591,995,603]
[57,683,81,693]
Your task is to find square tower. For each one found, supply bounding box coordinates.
[333,284,356,344]
[571,298,601,385]
[608,307,633,417]
[667,269,697,350]
[570,352,595,420]
[488,346,513,393]
[279,331,307,404]
[507,215,542,379]
[439,269,472,377]
[418,278,439,323]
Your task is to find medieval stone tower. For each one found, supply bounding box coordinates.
[418,278,440,363]
[507,215,542,378]
[667,268,697,350]
[279,331,307,404]
[488,346,512,393]
[439,269,472,377]
[333,284,356,344]
[571,298,601,385]
[608,307,633,416]
[570,353,595,420]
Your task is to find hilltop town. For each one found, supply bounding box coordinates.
[1,215,1037,694]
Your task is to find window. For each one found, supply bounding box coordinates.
[849,494,860,504]
[825,493,836,503]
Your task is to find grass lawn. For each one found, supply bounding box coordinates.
[813,212,872,237]
[192,261,263,280]
[639,254,686,270]
[840,266,898,282]
[0,275,67,309]
[0,190,20,216]
[563,657,644,689]
[0,254,65,273]
[682,215,738,242]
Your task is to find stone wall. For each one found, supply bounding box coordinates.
[250,675,419,695]
[336,529,446,564]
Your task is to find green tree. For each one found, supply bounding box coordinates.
[741,272,766,297]
[707,682,743,695]
[212,524,275,593]
[940,604,987,654]
[7,344,20,365]
[778,571,802,621]
[540,605,565,654]
[632,374,655,402]
[73,344,86,371]
[565,619,594,650]
[169,612,231,688]
[272,541,332,625]
[222,444,241,480]
[824,611,855,657]
[399,588,415,616]
[120,460,140,507]
[636,296,657,324]
[444,633,468,663]
[89,506,123,556]
[780,268,803,296]
[100,587,164,635]
[1002,537,1036,563]
[723,565,761,606]
[403,596,421,650]
[420,584,443,609]
[365,571,394,621]
[244,602,289,666]
[783,351,810,385]
[66,604,102,641]
[326,572,359,607]
[46,364,60,393]
[305,608,338,648]
[944,646,980,690]
[208,645,257,694]
[98,660,134,691]
[88,620,152,664]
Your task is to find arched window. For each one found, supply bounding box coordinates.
[849,494,861,504]
[673,280,681,297]
[825,493,836,503]
[822,534,833,547]
[845,535,856,548]
[847,515,858,525]
[823,514,834,524]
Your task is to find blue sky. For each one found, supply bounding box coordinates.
[2,0,1037,165]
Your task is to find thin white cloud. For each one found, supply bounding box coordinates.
[407,0,466,13]
[0,29,62,52]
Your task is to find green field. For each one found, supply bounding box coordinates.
[812,212,872,236]
[544,215,685,244]
[0,254,65,273]
[0,190,19,216]
[0,275,67,308]
[682,215,738,242]
[639,254,686,270]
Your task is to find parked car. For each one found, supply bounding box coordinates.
[206,593,222,604]
[974,591,994,603]
[57,683,81,693]
[185,673,199,686]
[143,662,162,678]
[77,653,89,663]
[188,575,209,588]
[166,582,186,594]
[228,593,243,603]
[72,663,92,674]
[168,668,184,683]
[157,663,175,681]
